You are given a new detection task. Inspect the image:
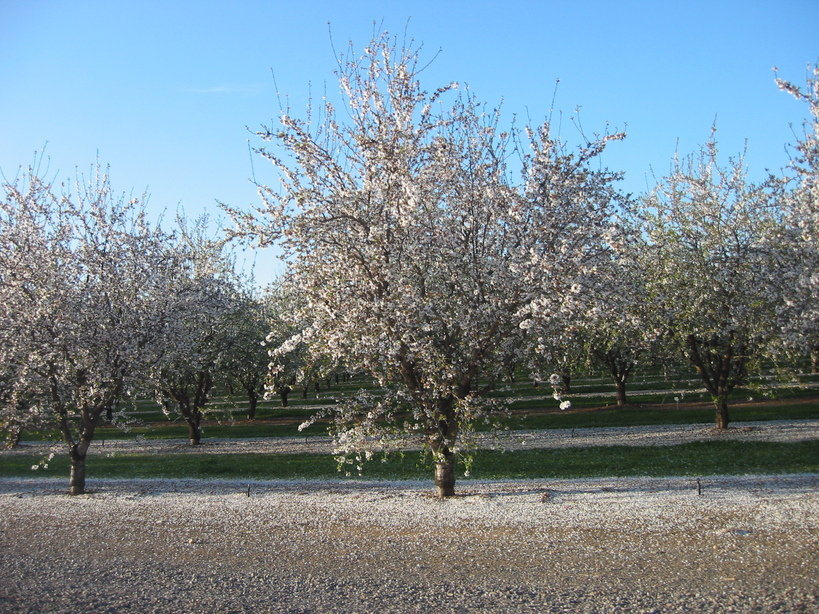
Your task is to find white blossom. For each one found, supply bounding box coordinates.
[0,163,185,493]
[232,32,625,496]
[638,129,793,428]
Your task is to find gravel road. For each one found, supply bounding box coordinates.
[1,421,817,612]
[1,472,817,613]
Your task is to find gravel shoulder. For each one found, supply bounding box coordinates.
[1,473,817,613]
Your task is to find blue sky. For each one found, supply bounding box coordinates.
[2,0,817,285]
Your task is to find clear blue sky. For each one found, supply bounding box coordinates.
[2,0,817,285]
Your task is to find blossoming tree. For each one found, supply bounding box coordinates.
[221,289,271,418]
[775,66,819,372]
[639,133,790,429]
[259,284,316,408]
[149,216,240,445]
[0,164,181,494]
[582,246,662,407]
[234,34,625,496]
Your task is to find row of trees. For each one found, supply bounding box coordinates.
[228,35,817,497]
[0,167,268,493]
[0,167,352,495]
[2,33,816,497]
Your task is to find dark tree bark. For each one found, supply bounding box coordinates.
[55,367,113,495]
[685,333,747,430]
[279,386,291,407]
[67,423,96,495]
[162,370,212,446]
[614,379,627,407]
[170,397,204,445]
[69,447,87,495]
[428,395,459,498]
[246,387,259,420]
[599,348,636,407]
[715,395,729,430]
[434,450,456,498]
[186,415,202,445]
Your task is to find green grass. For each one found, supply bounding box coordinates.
[4,441,817,482]
[507,386,818,411]
[78,370,819,424]
[507,401,819,430]
[469,441,819,479]
[18,396,819,442]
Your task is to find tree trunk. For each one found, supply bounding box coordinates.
[428,394,459,498]
[686,334,732,431]
[714,395,729,430]
[561,373,571,393]
[187,419,201,445]
[247,390,258,420]
[603,351,633,407]
[434,451,456,498]
[812,350,818,375]
[69,449,87,495]
[614,379,627,407]
[66,411,96,495]
[280,387,290,408]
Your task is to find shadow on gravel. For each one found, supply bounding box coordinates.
[1,474,816,500]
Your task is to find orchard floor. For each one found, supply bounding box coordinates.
[6,418,819,456]
[0,474,817,613]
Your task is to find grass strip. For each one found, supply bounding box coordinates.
[3,441,817,482]
[508,402,819,430]
[20,398,819,442]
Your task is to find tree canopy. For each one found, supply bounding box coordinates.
[235,33,627,496]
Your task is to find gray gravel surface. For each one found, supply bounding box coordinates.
[1,474,817,613]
